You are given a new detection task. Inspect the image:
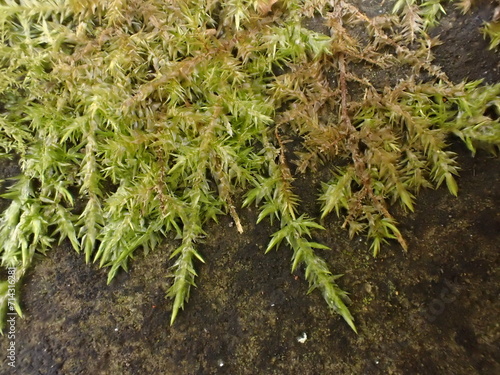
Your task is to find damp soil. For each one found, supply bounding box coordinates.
[1,3,499,375]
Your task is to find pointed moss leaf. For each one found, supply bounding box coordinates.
[242,187,260,207]
[299,218,326,231]
[398,185,415,212]
[370,237,383,257]
[307,242,330,250]
[257,201,278,224]
[333,296,357,334]
[445,172,459,196]
[320,172,352,219]
[265,227,289,253]
[191,248,205,263]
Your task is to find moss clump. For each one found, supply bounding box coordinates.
[0,0,499,333]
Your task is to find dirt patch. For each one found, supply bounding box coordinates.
[1,3,499,375]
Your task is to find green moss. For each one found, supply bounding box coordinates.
[482,21,500,50]
[0,0,499,333]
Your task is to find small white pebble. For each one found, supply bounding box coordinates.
[297,332,307,343]
[114,328,118,332]
[217,359,224,367]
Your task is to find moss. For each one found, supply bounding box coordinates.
[0,0,499,334]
